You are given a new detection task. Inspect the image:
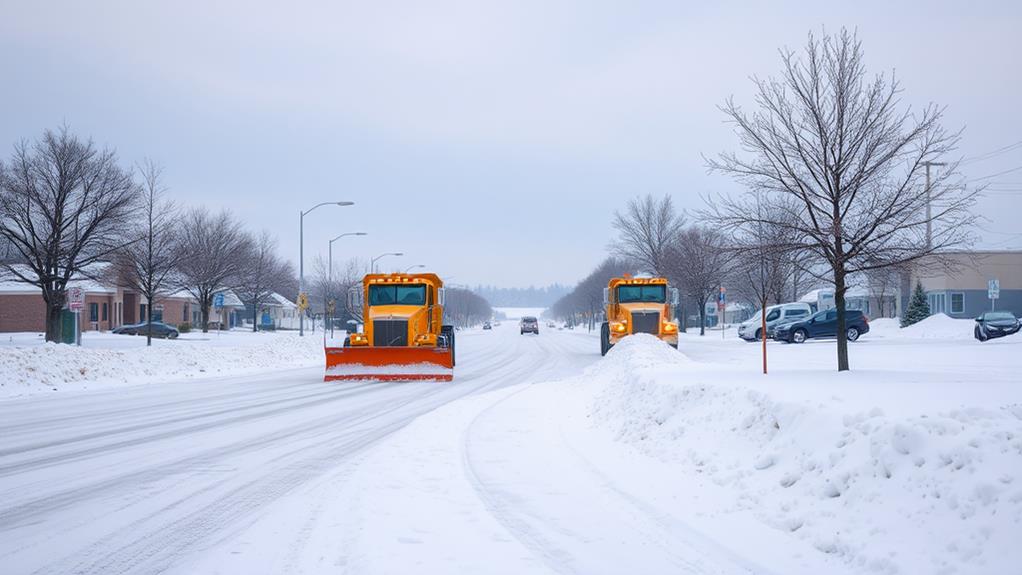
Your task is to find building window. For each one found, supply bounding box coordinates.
[140,304,147,321]
[102,303,109,321]
[927,292,946,315]
[950,292,965,314]
[183,304,189,322]
[89,302,99,322]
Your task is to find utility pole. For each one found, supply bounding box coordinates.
[922,161,946,249]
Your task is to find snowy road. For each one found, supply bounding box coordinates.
[0,324,605,574]
[5,320,1013,574]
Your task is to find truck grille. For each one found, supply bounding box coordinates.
[373,319,408,347]
[631,311,660,335]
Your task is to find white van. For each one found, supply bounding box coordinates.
[737,302,813,341]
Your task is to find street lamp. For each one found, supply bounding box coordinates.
[371,252,403,273]
[328,232,367,338]
[299,201,354,336]
[329,232,368,285]
[404,264,426,273]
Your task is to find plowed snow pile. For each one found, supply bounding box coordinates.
[0,331,323,398]
[588,334,1022,574]
[868,313,975,340]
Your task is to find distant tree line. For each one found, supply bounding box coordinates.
[473,284,570,308]
[0,126,297,344]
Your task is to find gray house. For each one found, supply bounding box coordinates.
[901,251,1022,319]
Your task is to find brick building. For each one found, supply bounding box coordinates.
[0,266,196,333]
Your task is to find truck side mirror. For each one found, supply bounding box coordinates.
[438,287,446,306]
[670,288,680,305]
[602,287,610,306]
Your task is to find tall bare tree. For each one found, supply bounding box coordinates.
[113,160,181,346]
[0,127,137,342]
[176,208,251,332]
[664,227,730,336]
[708,29,975,371]
[611,194,685,276]
[236,230,291,332]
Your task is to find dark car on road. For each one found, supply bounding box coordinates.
[773,309,869,344]
[974,311,1021,342]
[112,321,180,339]
[520,316,539,335]
[482,321,492,330]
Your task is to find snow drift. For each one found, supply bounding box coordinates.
[0,332,324,398]
[587,334,1022,574]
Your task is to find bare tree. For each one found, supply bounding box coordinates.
[664,227,730,336]
[708,29,975,371]
[550,257,635,330]
[443,287,493,328]
[236,230,291,332]
[176,208,251,332]
[864,264,901,318]
[0,127,137,342]
[611,194,685,276]
[112,160,181,346]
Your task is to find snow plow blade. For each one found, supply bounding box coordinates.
[324,346,454,382]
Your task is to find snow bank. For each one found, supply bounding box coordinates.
[587,335,1022,574]
[869,314,975,340]
[0,332,324,399]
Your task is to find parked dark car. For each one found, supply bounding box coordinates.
[112,321,180,339]
[520,316,539,335]
[482,321,492,330]
[974,311,1021,342]
[773,309,869,344]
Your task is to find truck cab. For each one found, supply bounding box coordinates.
[324,272,455,381]
[600,275,680,356]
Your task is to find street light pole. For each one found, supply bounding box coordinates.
[370,252,404,274]
[921,161,947,250]
[328,232,367,338]
[403,264,426,273]
[299,201,354,336]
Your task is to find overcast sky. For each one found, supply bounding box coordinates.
[2,1,1020,288]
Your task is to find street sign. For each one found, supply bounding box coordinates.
[717,287,726,311]
[213,292,225,309]
[326,299,336,314]
[297,292,309,312]
[67,287,85,312]
[988,279,1000,300]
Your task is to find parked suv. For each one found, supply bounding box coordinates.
[520,316,539,335]
[737,303,813,341]
[773,309,869,344]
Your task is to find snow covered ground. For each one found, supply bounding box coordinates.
[0,329,324,399]
[1,316,1018,574]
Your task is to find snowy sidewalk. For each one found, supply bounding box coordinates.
[0,330,325,399]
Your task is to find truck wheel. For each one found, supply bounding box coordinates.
[343,336,351,347]
[600,322,610,356]
[441,325,456,366]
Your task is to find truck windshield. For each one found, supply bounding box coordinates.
[617,285,666,303]
[369,284,427,306]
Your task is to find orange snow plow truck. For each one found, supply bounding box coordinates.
[324,272,455,382]
[600,274,680,356]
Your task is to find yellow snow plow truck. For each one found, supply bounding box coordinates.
[600,274,680,356]
[325,272,454,381]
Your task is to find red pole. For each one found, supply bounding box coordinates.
[761,306,767,375]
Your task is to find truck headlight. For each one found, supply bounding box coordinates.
[662,323,677,333]
[611,322,627,333]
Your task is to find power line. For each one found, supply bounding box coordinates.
[968,164,1022,182]
[962,139,1022,165]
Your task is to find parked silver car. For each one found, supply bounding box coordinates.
[737,303,813,341]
